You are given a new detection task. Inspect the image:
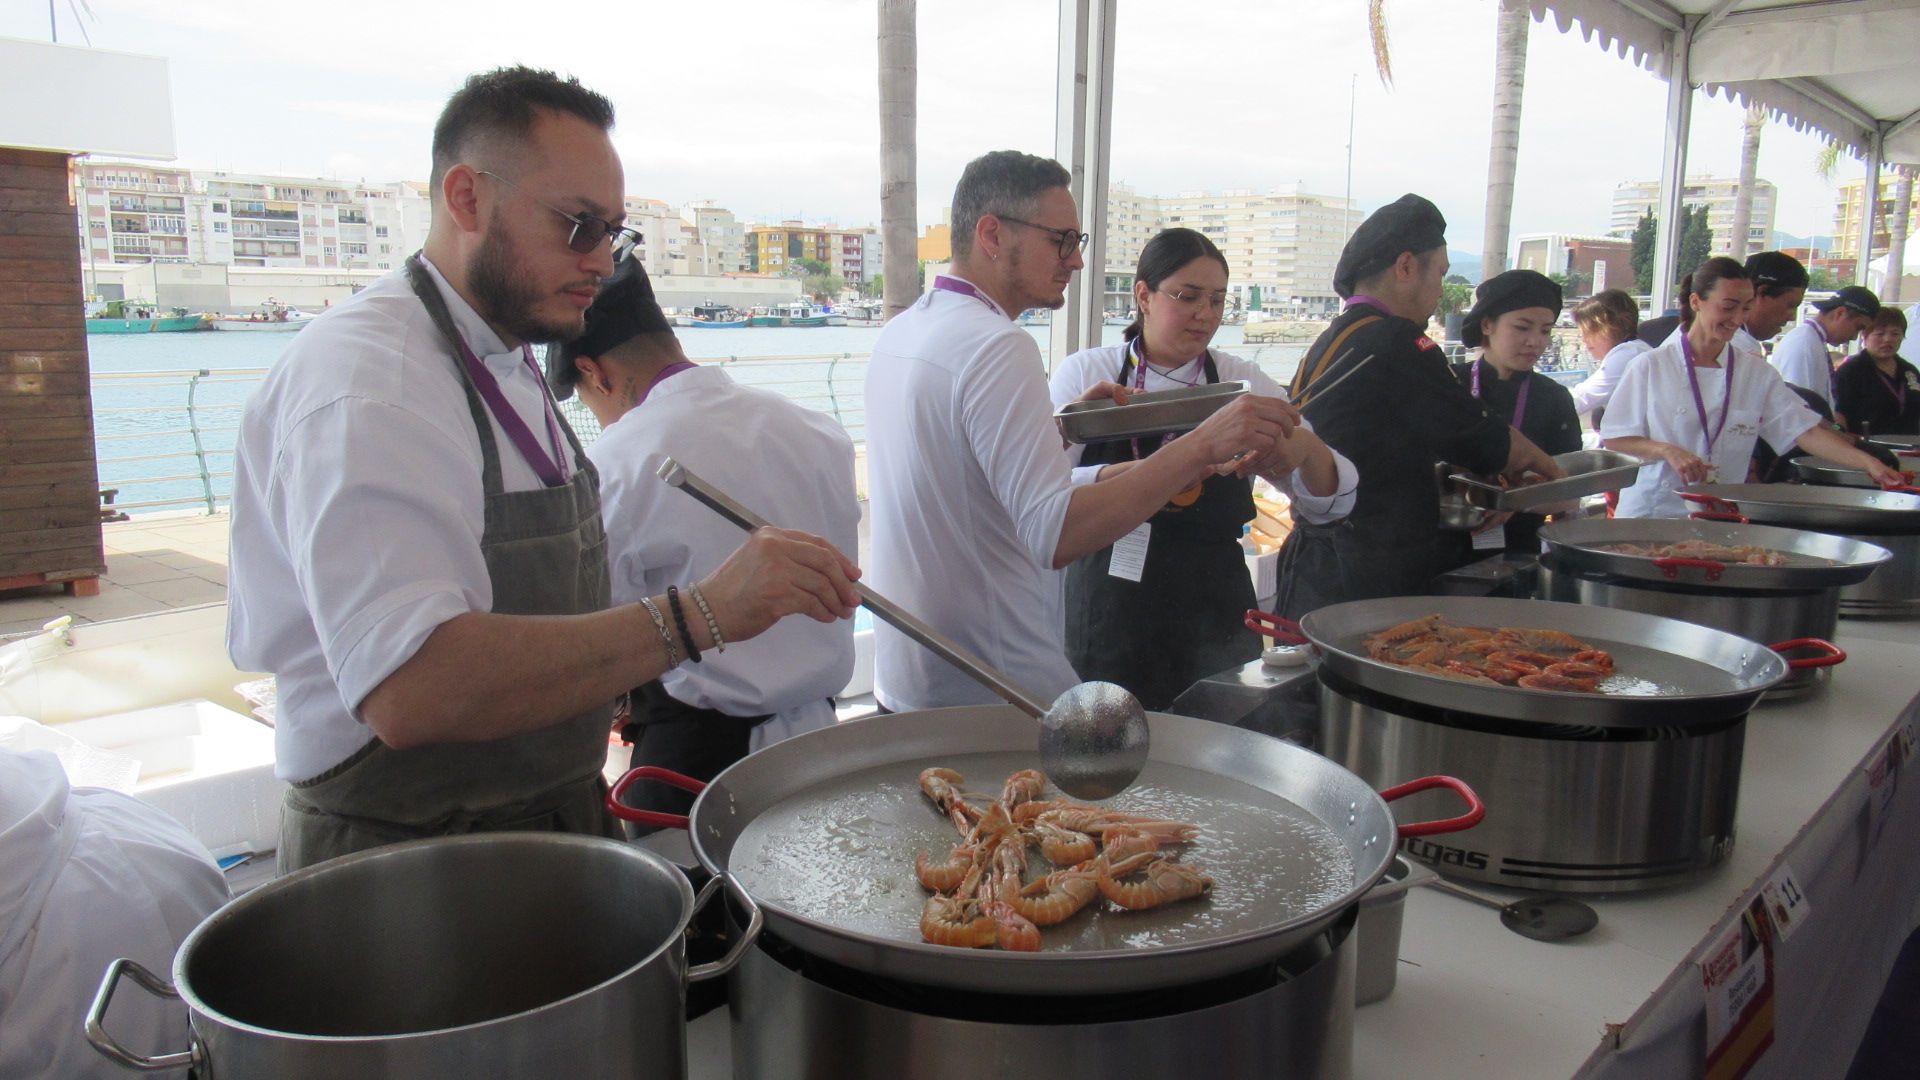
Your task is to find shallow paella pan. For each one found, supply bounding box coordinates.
[609,706,1481,995]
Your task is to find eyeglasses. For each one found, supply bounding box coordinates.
[477,170,640,256]
[997,216,1090,260]
[1157,286,1229,312]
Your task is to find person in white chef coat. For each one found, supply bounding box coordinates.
[226,67,858,871]
[1602,257,1901,519]
[0,748,228,1080]
[1730,251,1809,362]
[1769,284,1880,406]
[548,253,859,820]
[863,150,1302,713]
[1567,289,1650,428]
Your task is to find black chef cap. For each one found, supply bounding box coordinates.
[546,254,675,400]
[1332,193,1447,299]
[1743,250,1808,291]
[1460,269,1562,348]
[1812,285,1880,319]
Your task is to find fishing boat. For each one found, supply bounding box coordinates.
[209,302,318,332]
[84,304,208,334]
[838,300,886,328]
[685,301,748,328]
[749,300,828,328]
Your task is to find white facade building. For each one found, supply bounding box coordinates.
[1609,175,1777,254]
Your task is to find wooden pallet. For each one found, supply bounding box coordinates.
[0,569,100,597]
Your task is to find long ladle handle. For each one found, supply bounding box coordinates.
[657,458,1049,719]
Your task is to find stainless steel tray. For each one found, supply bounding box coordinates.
[1449,450,1644,514]
[1055,380,1249,445]
[1789,454,1916,489]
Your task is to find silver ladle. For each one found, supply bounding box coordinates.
[1422,877,1599,942]
[657,458,1151,800]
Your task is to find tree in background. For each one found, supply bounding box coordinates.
[788,258,845,302]
[1679,205,1714,276]
[878,0,918,319]
[868,273,883,298]
[1436,275,1475,324]
[1631,212,1657,294]
[1809,267,1842,292]
[1727,103,1766,261]
[1480,0,1529,282]
[1548,271,1590,297]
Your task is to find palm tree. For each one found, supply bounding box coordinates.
[1480,0,1529,282]
[878,0,918,320]
[1727,103,1765,260]
[1886,166,1914,304]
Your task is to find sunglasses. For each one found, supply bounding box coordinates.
[478,170,640,255]
[998,215,1091,260]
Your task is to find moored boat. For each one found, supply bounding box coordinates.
[85,314,209,334]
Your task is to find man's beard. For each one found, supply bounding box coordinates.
[1008,243,1069,311]
[468,218,586,344]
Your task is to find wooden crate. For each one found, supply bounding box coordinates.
[0,147,103,596]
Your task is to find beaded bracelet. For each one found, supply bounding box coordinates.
[638,596,680,668]
[687,582,726,653]
[666,585,702,664]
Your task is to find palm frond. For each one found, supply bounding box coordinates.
[65,0,95,46]
[1368,0,1393,89]
[1813,141,1841,181]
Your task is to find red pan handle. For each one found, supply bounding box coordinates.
[1884,484,1920,495]
[1689,510,1750,524]
[1678,491,1741,516]
[1379,775,1486,838]
[1770,638,1847,670]
[607,765,707,830]
[1245,608,1309,646]
[1653,556,1726,581]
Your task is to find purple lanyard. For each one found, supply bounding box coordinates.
[1127,339,1206,460]
[1469,360,1531,430]
[1681,333,1736,460]
[636,361,698,408]
[1344,294,1389,314]
[1874,364,1909,412]
[458,340,569,487]
[931,275,1007,318]
[1804,319,1837,398]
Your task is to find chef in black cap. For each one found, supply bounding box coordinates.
[1274,194,1562,617]
[549,255,860,826]
[1770,283,1880,405]
[1442,270,1581,562]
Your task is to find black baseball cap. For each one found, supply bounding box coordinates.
[1743,250,1808,291]
[1813,285,1880,318]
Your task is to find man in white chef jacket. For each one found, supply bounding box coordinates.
[863,150,1304,712]
[1770,285,1879,406]
[226,67,858,871]
[1730,251,1808,361]
[548,255,859,819]
[0,748,227,1079]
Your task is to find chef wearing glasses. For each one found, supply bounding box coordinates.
[227,67,858,871]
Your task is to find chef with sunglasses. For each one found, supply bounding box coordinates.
[227,67,858,871]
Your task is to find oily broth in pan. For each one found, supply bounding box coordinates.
[727,751,1355,953]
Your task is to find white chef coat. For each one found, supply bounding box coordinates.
[1601,334,1821,519]
[864,281,1081,712]
[1569,338,1651,417]
[1047,344,1358,520]
[1769,319,1838,401]
[227,257,580,781]
[0,750,227,1080]
[588,365,859,749]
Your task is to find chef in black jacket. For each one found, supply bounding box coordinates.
[1443,270,1582,563]
[1274,194,1562,618]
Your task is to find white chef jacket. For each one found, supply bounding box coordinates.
[864,281,1081,712]
[1769,319,1838,401]
[1048,344,1358,520]
[1601,334,1821,519]
[227,258,580,781]
[1569,338,1651,417]
[588,365,858,750]
[0,750,227,1080]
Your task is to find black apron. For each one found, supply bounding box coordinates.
[1063,351,1261,711]
[277,256,623,872]
[617,684,771,829]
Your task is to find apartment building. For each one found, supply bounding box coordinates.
[1830,175,1919,262]
[1609,176,1777,254]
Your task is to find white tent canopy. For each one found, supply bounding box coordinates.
[1534,0,1920,301]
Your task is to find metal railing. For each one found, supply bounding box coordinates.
[86,344,1325,518]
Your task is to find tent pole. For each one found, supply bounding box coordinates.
[1855,127,1884,288]
[1652,21,1694,317]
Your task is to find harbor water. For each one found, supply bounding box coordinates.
[88,324,1309,516]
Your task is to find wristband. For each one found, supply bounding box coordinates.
[639,596,680,668]
[688,583,726,653]
[667,585,702,664]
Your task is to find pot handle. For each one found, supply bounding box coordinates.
[1652,556,1726,581]
[86,958,200,1072]
[1771,638,1847,670]
[1379,775,1486,838]
[1244,609,1309,646]
[606,765,707,830]
[1884,484,1920,495]
[1678,491,1742,517]
[687,872,764,984]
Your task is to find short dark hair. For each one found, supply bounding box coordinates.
[430,66,615,193]
[1743,250,1808,298]
[1678,257,1750,327]
[1124,228,1229,342]
[950,150,1071,261]
[1574,289,1639,343]
[1868,306,1908,335]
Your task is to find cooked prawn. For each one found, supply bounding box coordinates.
[1096,852,1214,911]
[1032,821,1098,866]
[983,900,1042,952]
[919,894,998,948]
[1492,627,1591,654]
[1000,861,1103,926]
[914,842,981,892]
[919,767,976,834]
[1001,769,1046,808]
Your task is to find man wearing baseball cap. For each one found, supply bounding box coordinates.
[1770,283,1880,406]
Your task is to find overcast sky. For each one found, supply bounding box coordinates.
[8,0,1865,247]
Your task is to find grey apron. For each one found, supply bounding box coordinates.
[277,256,622,872]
